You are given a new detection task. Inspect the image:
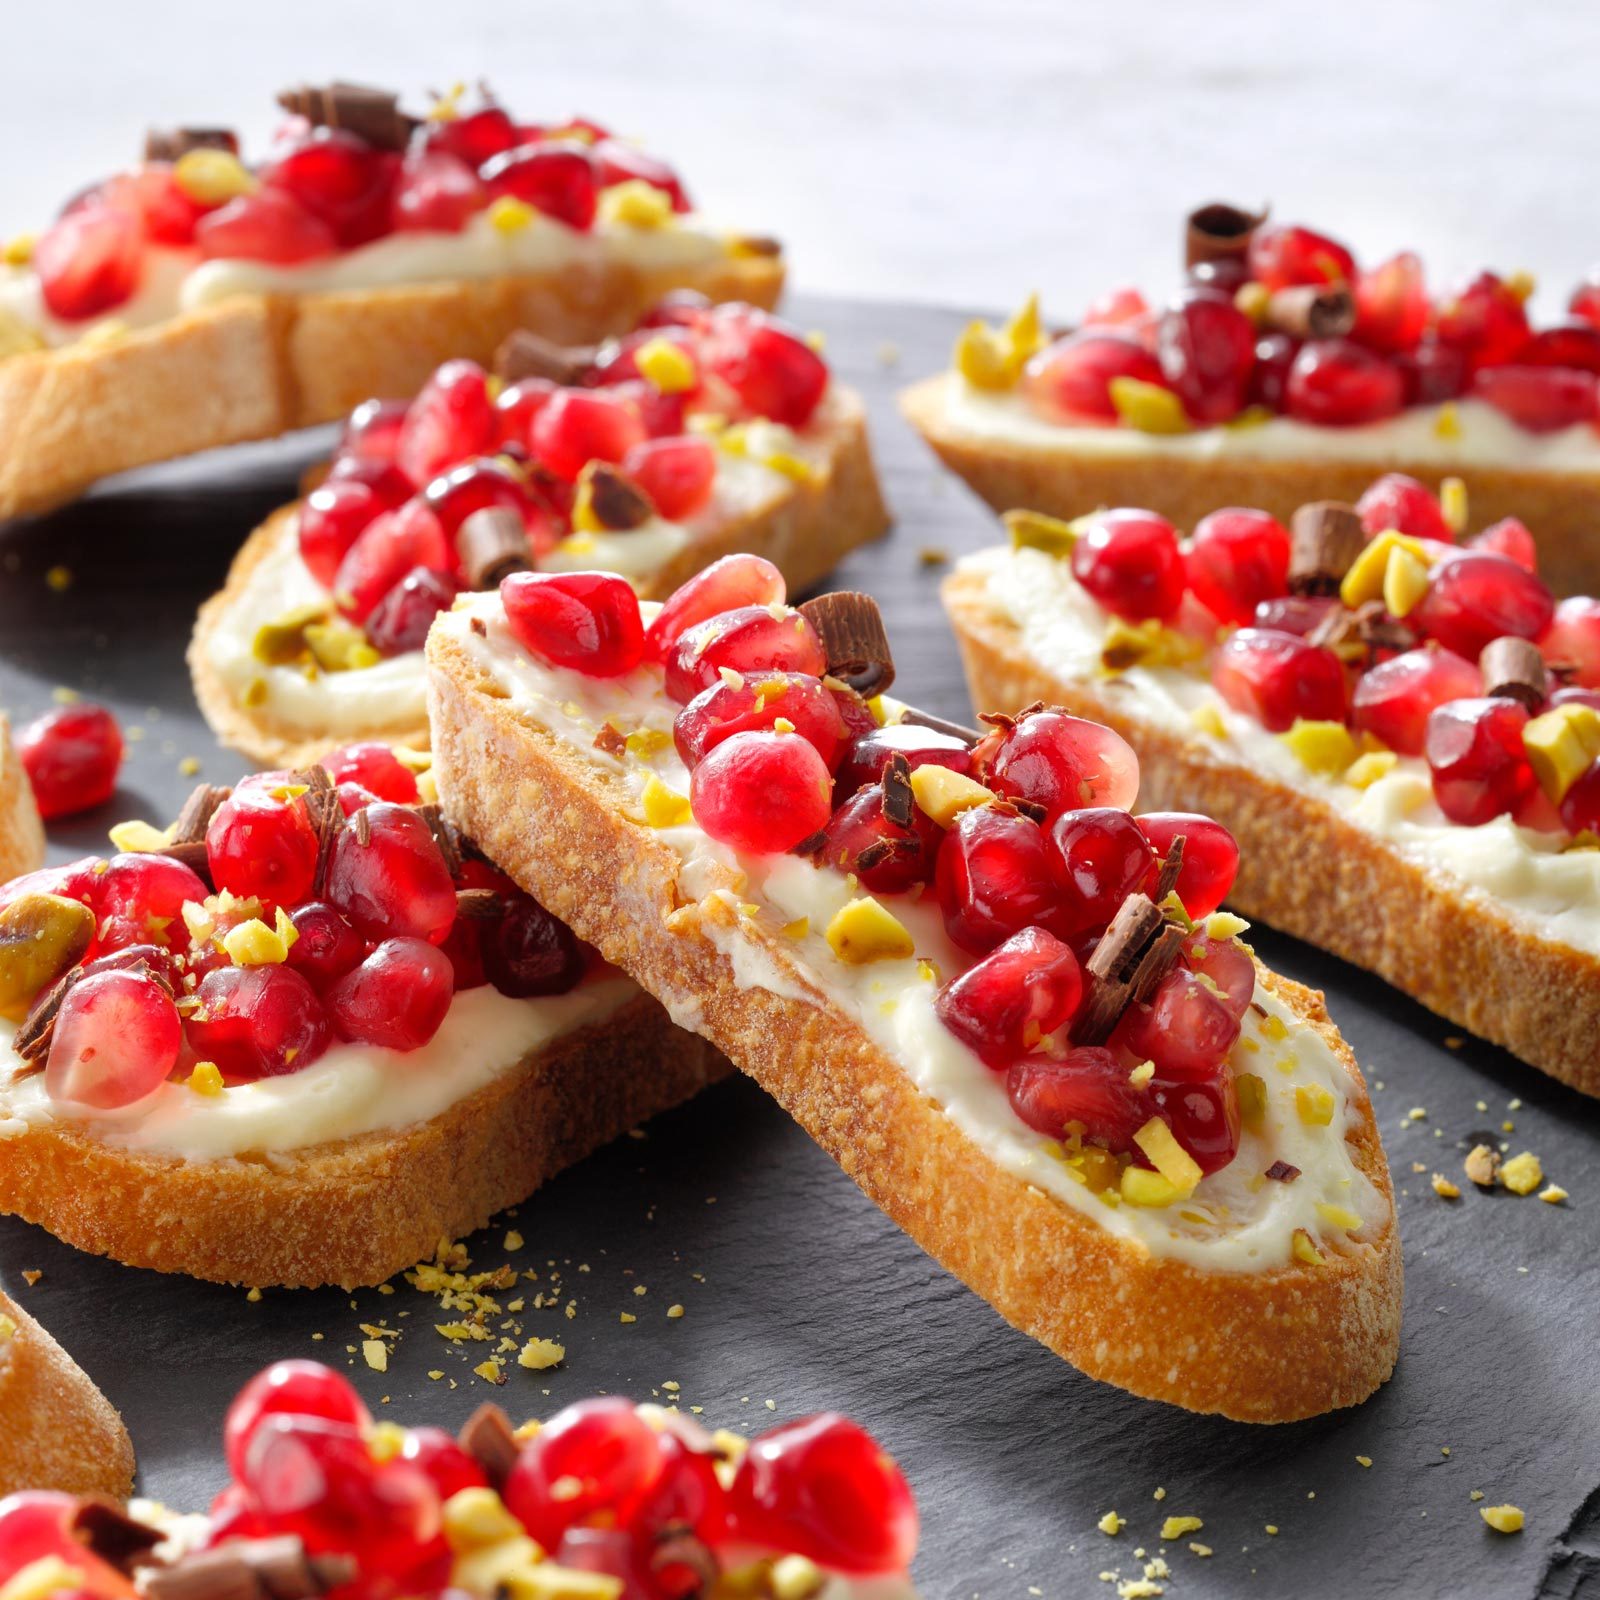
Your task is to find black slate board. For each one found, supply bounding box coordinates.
[2,295,1598,1600]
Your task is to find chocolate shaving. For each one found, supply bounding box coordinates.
[1308,601,1415,662]
[1128,924,1184,1005]
[797,591,895,696]
[14,968,81,1064]
[790,829,828,858]
[144,1538,354,1600]
[1480,636,1548,709]
[286,764,332,794]
[1154,835,1186,903]
[416,803,463,877]
[651,1527,721,1593]
[69,1497,166,1574]
[457,507,533,590]
[276,82,417,152]
[881,751,915,828]
[171,783,232,844]
[854,839,899,872]
[580,463,655,532]
[1010,796,1048,823]
[470,616,489,638]
[1265,1160,1302,1183]
[1264,285,1356,339]
[1288,501,1364,595]
[493,328,595,386]
[151,840,214,888]
[455,888,504,919]
[353,807,372,848]
[896,706,981,744]
[1086,894,1164,985]
[458,1402,520,1488]
[143,127,240,163]
[1184,201,1268,268]
[305,788,344,900]
[593,723,628,759]
[1073,895,1182,1045]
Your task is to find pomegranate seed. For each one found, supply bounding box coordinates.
[813,786,942,893]
[1570,275,1600,330]
[1047,808,1157,937]
[1396,338,1470,405]
[33,205,143,320]
[108,164,206,247]
[645,554,785,661]
[1410,552,1554,660]
[836,722,974,796]
[689,730,834,854]
[325,937,455,1049]
[501,570,645,677]
[333,500,454,624]
[1022,332,1169,424]
[1246,332,1298,411]
[979,707,1141,819]
[1540,596,1600,687]
[1005,1048,1147,1147]
[494,378,557,449]
[1117,967,1241,1082]
[366,565,460,656]
[1082,286,1149,328]
[1426,698,1536,825]
[620,435,716,520]
[1184,508,1292,625]
[1470,516,1538,573]
[1070,509,1187,623]
[17,703,123,819]
[0,857,101,920]
[1472,364,1599,432]
[504,1398,664,1551]
[187,965,331,1081]
[697,306,829,428]
[631,1433,729,1548]
[728,1413,918,1577]
[399,1427,488,1503]
[1350,646,1483,756]
[423,457,555,552]
[325,453,415,507]
[1212,628,1349,732]
[94,853,208,949]
[1179,932,1255,1018]
[936,805,1063,954]
[206,787,319,909]
[1352,251,1428,353]
[530,387,647,483]
[664,605,827,704]
[427,106,519,168]
[1559,759,1600,835]
[0,1493,126,1590]
[480,895,585,998]
[1356,473,1451,541]
[44,969,181,1109]
[1134,813,1239,919]
[263,129,396,246]
[391,146,484,234]
[638,289,713,331]
[935,926,1082,1067]
[1253,593,1340,637]
[1516,323,1600,374]
[1148,1071,1241,1176]
[327,802,456,945]
[1247,223,1356,292]
[194,187,337,264]
[1434,272,1531,371]
[481,141,599,229]
[397,360,496,486]
[1283,338,1404,426]
[320,743,420,803]
[1155,289,1256,423]
[297,480,386,588]
[675,672,849,771]
[285,903,368,991]
[593,139,691,211]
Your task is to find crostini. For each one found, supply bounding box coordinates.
[190,302,889,767]
[0,744,722,1288]
[0,1291,133,1499]
[0,718,45,883]
[0,82,783,521]
[902,203,1600,593]
[942,477,1600,1096]
[426,564,1401,1421]
[0,1358,921,1598]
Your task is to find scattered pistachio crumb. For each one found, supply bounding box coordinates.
[1431,1173,1461,1199]
[1356,1455,1372,1468]
[620,1312,637,1324]
[1097,1511,1125,1536]
[1480,1504,1524,1534]
[667,1303,685,1319]
[1539,1184,1569,1204]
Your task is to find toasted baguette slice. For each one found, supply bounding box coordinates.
[0,1290,133,1498]
[0,993,723,1289]
[0,254,781,523]
[942,561,1600,1098]
[188,387,889,769]
[0,716,45,882]
[426,621,1402,1422]
[901,373,1600,596]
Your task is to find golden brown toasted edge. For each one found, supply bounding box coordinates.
[0,253,783,524]
[188,388,888,770]
[0,993,725,1289]
[425,625,1402,1422]
[942,563,1600,1099]
[900,372,1600,596]
[0,715,46,881]
[0,1290,133,1499]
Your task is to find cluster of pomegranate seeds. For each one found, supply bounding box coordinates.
[1023,207,1600,433]
[16,702,124,819]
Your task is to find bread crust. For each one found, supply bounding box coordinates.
[0,994,724,1289]
[188,388,889,769]
[901,374,1600,595]
[0,255,783,523]
[942,565,1600,1098]
[425,627,1403,1422]
[0,716,45,882]
[0,1290,133,1499]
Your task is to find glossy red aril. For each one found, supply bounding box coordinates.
[392,146,484,233]
[0,857,100,920]
[1284,338,1404,426]
[834,721,973,795]
[94,852,208,946]
[427,105,519,167]
[263,129,395,245]
[645,554,785,661]
[1397,338,1470,405]
[689,730,833,854]
[1410,552,1554,660]
[17,703,123,819]
[480,896,585,997]
[1351,646,1483,756]
[936,805,1062,954]
[34,206,142,320]
[1246,332,1298,411]
[813,786,941,893]
[1180,932,1255,1019]
[594,138,690,211]
[366,566,460,656]
[1247,223,1356,292]
[1005,1048,1147,1146]
[1470,516,1538,573]
[494,377,555,448]
[1082,286,1149,328]
[1135,813,1239,919]
[326,803,456,944]
[320,743,419,804]
[188,965,331,1081]
[529,387,647,482]
[664,605,826,703]
[397,360,496,487]
[423,456,549,540]
[674,671,849,770]
[620,435,716,520]
[1559,759,1600,835]
[297,480,386,587]
[285,902,367,990]
[729,1413,917,1576]
[639,289,713,331]
[1155,289,1256,423]
[501,570,646,677]
[1048,808,1157,937]
[111,162,206,246]
[1540,596,1600,687]
[1570,275,1600,330]
[980,707,1141,819]
[1356,473,1451,542]
[0,1493,133,1595]
[1425,697,1536,825]
[1070,509,1187,623]
[400,1427,488,1504]
[1118,967,1241,1083]
[1184,507,1292,625]
[206,787,318,909]
[1353,251,1428,353]
[1149,1072,1241,1176]
[1434,272,1531,371]
[325,453,415,508]
[1022,332,1168,424]
[481,141,599,228]
[698,306,828,427]
[632,1431,729,1549]
[1252,593,1339,637]
[1472,364,1599,432]
[935,926,1082,1067]
[194,188,337,264]
[1517,323,1600,374]
[44,969,181,1109]
[333,500,454,624]
[325,937,455,1049]
[1211,628,1348,732]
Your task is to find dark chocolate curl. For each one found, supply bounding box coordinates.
[416,803,464,876]
[69,1497,166,1574]
[150,839,214,888]
[276,83,417,151]
[458,1402,521,1488]
[1086,894,1164,985]
[578,463,655,532]
[143,127,239,163]
[1184,201,1268,268]
[1479,636,1548,709]
[456,888,505,919]
[881,752,915,829]
[897,706,981,745]
[458,507,533,589]
[142,1538,353,1600]
[1265,1160,1302,1182]
[171,782,232,844]
[493,328,596,386]
[1264,284,1356,339]
[797,591,896,696]
[1154,835,1186,903]
[1288,501,1364,595]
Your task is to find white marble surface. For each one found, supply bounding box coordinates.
[10,0,1600,320]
